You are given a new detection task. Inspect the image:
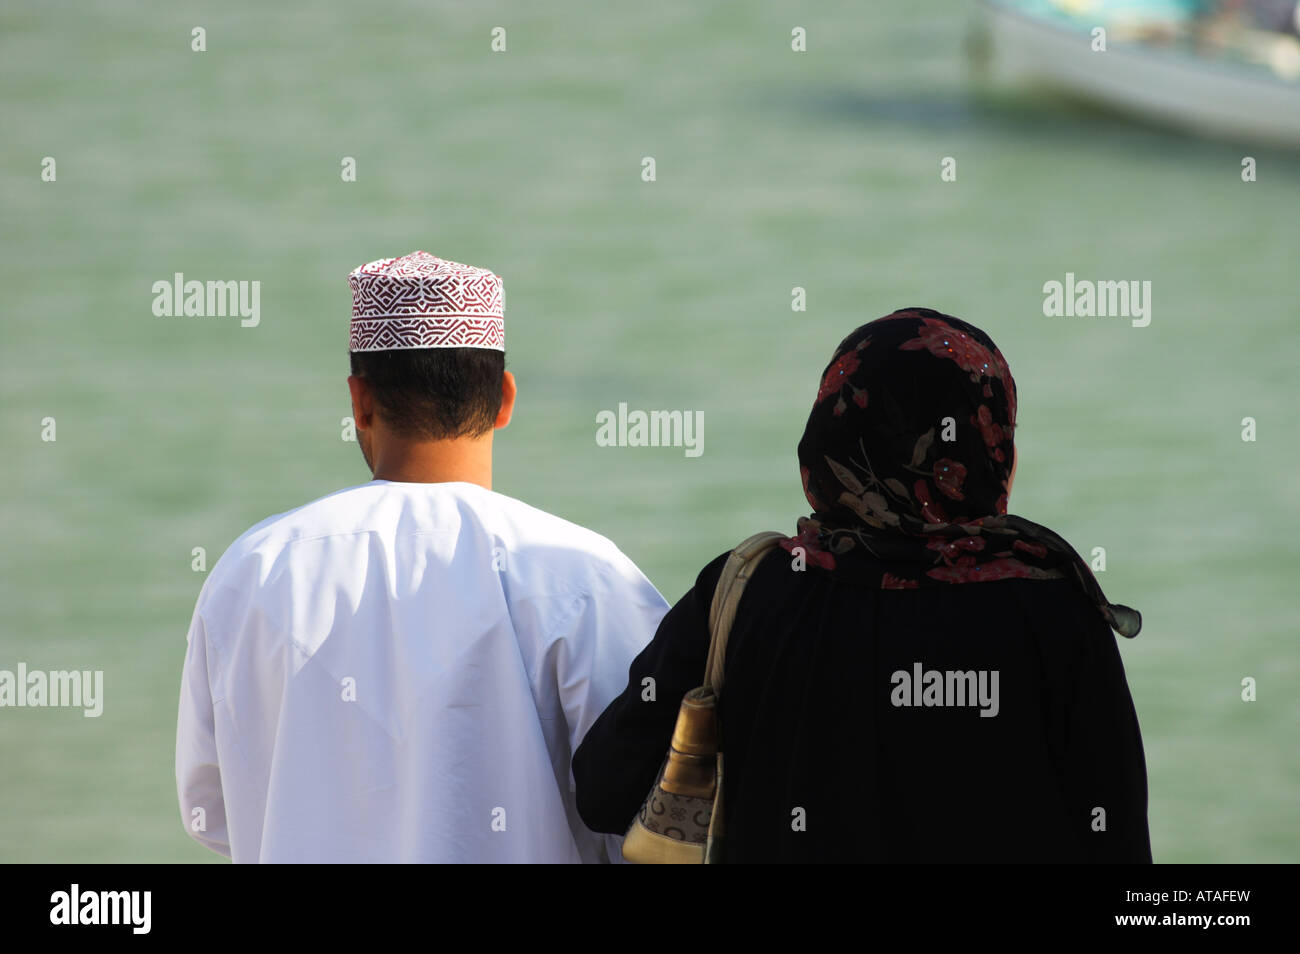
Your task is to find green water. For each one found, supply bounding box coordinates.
[2,0,1296,862]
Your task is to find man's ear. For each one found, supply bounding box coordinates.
[495,370,516,430]
[347,374,374,430]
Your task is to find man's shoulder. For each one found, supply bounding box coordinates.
[205,481,653,596]
[483,489,625,559]
[215,483,382,564]
[187,487,347,609]
[477,488,662,601]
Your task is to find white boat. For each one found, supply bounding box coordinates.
[972,0,1300,146]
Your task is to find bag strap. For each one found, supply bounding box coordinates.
[704,531,785,694]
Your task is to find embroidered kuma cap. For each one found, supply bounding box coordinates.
[348,251,505,352]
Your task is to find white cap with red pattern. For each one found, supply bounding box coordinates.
[348,251,505,352]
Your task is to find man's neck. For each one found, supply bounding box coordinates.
[369,435,493,489]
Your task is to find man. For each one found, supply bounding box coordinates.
[176,251,667,862]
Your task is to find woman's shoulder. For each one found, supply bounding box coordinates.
[693,536,790,597]
[693,538,1115,640]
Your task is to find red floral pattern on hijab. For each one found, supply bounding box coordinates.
[933,459,967,501]
[900,318,1002,384]
[816,348,861,404]
[816,341,869,417]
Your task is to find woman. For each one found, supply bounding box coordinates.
[573,308,1151,863]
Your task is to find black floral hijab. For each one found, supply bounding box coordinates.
[782,307,1141,638]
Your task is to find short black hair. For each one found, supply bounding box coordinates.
[349,348,505,440]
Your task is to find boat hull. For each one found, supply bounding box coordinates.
[977,0,1300,146]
